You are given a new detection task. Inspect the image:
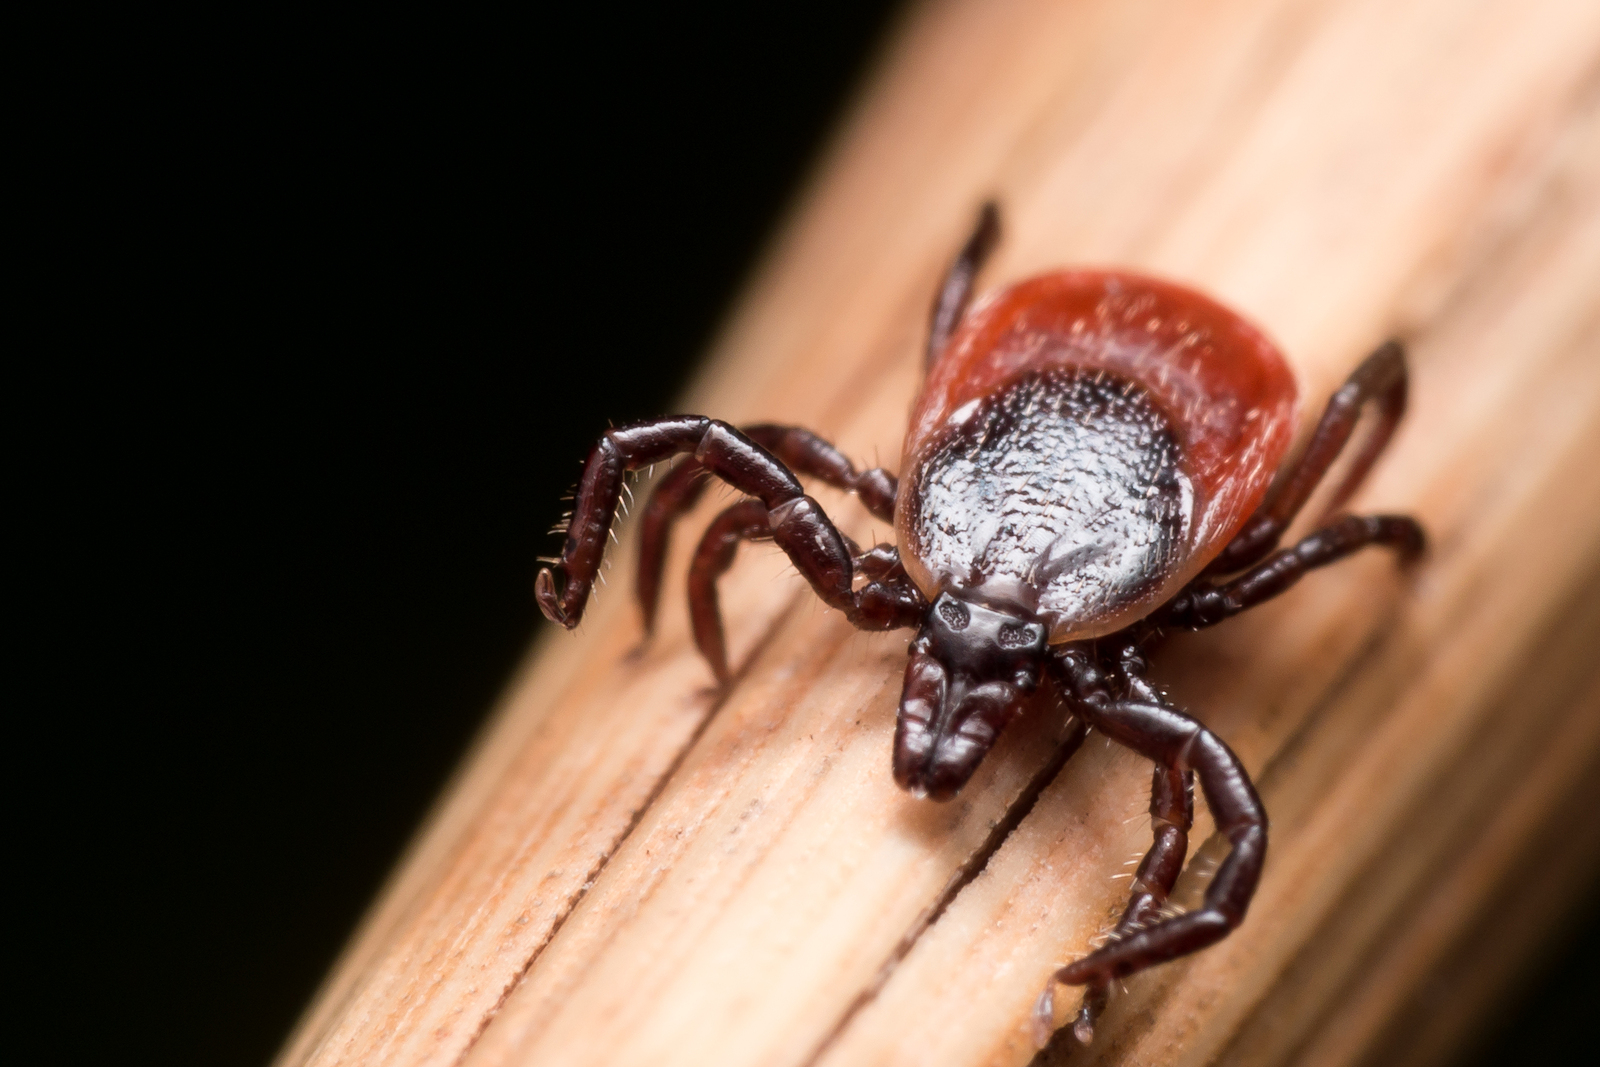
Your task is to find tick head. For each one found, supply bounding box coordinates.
[893,592,1047,801]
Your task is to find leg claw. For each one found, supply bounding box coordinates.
[1031,985,1057,1049]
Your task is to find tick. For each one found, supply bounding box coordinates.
[535,204,1423,1045]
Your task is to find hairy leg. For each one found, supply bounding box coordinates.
[635,424,898,633]
[1033,644,1195,1045]
[1045,643,1195,1045]
[1168,513,1424,630]
[1211,340,1410,573]
[1039,760,1194,1046]
[539,417,863,629]
[1034,647,1266,1045]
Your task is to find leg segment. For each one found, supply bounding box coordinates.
[1049,762,1194,1046]
[686,499,772,682]
[1032,645,1195,1045]
[635,424,898,633]
[1055,641,1194,1043]
[686,497,925,681]
[634,455,719,634]
[926,202,1000,369]
[1167,513,1424,630]
[1033,647,1266,1045]
[1211,340,1409,573]
[1060,701,1263,979]
[540,417,823,627]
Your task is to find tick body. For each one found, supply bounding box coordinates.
[535,204,1423,1046]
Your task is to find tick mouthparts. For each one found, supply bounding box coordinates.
[892,652,945,795]
[892,653,1021,801]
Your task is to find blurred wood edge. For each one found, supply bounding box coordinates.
[277,2,1600,1066]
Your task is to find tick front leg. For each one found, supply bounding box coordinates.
[1064,700,1264,981]
[538,417,812,628]
[634,424,898,634]
[1034,661,1266,1043]
[687,499,925,681]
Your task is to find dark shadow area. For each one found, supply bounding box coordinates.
[1460,895,1600,1067]
[22,7,900,1065]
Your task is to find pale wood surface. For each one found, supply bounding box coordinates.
[278,1,1600,1065]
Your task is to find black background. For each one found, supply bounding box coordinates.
[22,6,1594,1065]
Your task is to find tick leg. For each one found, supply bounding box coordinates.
[635,424,898,634]
[751,425,899,520]
[926,202,1000,369]
[1047,762,1194,1046]
[1033,645,1195,1045]
[687,499,924,681]
[1055,700,1264,981]
[634,455,719,635]
[1211,340,1409,573]
[540,417,804,627]
[1033,648,1265,1044]
[686,499,772,683]
[1114,643,1164,705]
[537,417,923,636]
[1168,513,1425,630]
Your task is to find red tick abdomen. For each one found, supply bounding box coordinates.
[896,270,1299,641]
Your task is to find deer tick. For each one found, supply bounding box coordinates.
[535,203,1424,1045]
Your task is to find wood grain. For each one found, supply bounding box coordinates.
[277,1,1600,1065]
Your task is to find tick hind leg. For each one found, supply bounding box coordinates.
[687,499,923,682]
[1211,339,1410,573]
[1035,647,1266,1047]
[634,424,898,634]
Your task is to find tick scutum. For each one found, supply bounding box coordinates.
[903,369,1187,639]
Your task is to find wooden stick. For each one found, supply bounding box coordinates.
[278,2,1600,1065]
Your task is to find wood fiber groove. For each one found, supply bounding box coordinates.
[449,602,796,1062]
[802,719,1092,1067]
